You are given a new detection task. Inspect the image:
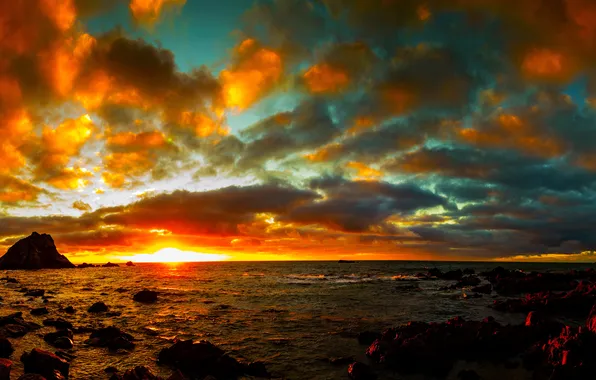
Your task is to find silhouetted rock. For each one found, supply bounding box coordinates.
[25,290,44,297]
[0,338,13,358]
[0,358,12,380]
[348,362,376,380]
[338,260,356,263]
[88,302,108,313]
[76,263,96,268]
[44,329,73,349]
[30,308,49,316]
[588,304,596,333]
[105,366,119,373]
[62,306,75,314]
[357,331,381,345]
[0,233,74,270]
[158,339,256,379]
[2,277,18,283]
[86,327,135,351]
[43,319,72,330]
[133,290,158,303]
[0,312,41,337]
[126,261,135,267]
[102,262,119,267]
[21,348,69,380]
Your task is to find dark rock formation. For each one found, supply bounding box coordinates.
[0,338,13,358]
[62,306,75,314]
[24,290,44,297]
[357,331,381,346]
[0,358,11,380]
[126,261,135,267]
[30,307,49,316]
[0,312,41,338]
[481,268,595,295]
[158,339,264,379]
[102,262,119,268]
[21,348,69,380]
[43,319,73,330]
[76,263,96,268]
[44,329,74,349]
[86,327,135,351]
[88,302,108,313]
[0,233,74,270]
[348,362,376,380]
[133,290,158,303]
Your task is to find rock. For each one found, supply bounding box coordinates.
[3,278,18,284]
[102,262,119,267]
[357,331,381,345]
[110,366,161,380]
[348,362,377,380]
[0,338,13,358]
[21,348,69,380]
[43,319,72,330]
[126,261,135,267]
[471,284,492,294]
[104,366,119,373]
[0,358,11,380]
[157,339,251,379]
[44,330,74,348]
[86,327,135,351]
[62,307,75,314]
[133,290,158,303]
[76,263,96,268]
[458,369,481,380]
[30,308,49,316]
[3,324,28,337]
[0,233,74,270]
[53,351,75,362]
[25,290,45,297]
[587,304,596,333]
[88,302,108,313]
[243,361,270,377]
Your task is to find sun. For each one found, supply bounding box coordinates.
[120,247,229,263]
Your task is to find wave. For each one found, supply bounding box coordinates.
[282,273,420,284]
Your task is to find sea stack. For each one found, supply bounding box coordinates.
[0,232,75,270]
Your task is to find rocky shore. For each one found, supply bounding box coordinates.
[348,266,596,380]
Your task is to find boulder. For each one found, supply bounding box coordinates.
[0,358,11,380]
[0,338,13,358]
[103,262,119,268]
[62,307,75,314]
[86,327,135,351]
[133,290,158,303]
[88,302,108,313]
[30,308,49,316]
[0,233,74,270]
[76,263,96,268]
[25,290,45,297]
[43,319,73,330]
[348,362,377,380]
[21,348,69,380]
[44,330,73,349]
[157,340,252,379]
[587,304,596,333]
[126,261,135,267]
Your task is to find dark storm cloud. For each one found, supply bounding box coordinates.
[278,176,450,232]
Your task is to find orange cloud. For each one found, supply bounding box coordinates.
[521,48,577,83]
[0,109,33,174]
[46,167,93,190]
[72,200,92,212]
[220,39,283,111]
[346,161,382,180]
[129,0,186,25]
[0,175,46,203]
[177,112,229,137]
[303,63,350,94]
[106,131,168,150]
[346,116,376,136]
[304,143,344,162]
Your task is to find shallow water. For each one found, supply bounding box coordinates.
[1,261,593,379]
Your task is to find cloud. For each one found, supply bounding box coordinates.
[72,200,92,212]
[129,0,186,26]
[0,175,48,204]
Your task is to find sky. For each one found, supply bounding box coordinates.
[2,0,596,263]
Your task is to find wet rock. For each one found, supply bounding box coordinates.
[105,366,119,373]
[483,269,584,295]
[44,330,74,348]
[243,361,270,377]
[587,304,596,333]
[0,338,13,358]
[103,262,119,268]
[357,331,381,345]
[0,232,75,270]
[88,302,108,313]
[348,362,377,380]
[458,369,481,380]
[126,261,135,267]
[0,358,12,380]
[21,348,69,380]
[133,290,158,303]
[157,339,253,379]
[471,284,492,294]
[3,324,28,337]
[30,308,49,316]
[110,366,160,380]
[86,327,135,351]
[3,278,18,284]
[43,319,73,330]
[25,290,45,297]
[62,307,75,314]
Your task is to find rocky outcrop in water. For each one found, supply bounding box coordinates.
[0,232,74,270]
[21,348,69,380]
[133,290,158,303]
[86,327,135,351]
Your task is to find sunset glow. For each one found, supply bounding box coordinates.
[120,247,230,263]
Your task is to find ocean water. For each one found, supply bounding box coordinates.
[1,261,594,379]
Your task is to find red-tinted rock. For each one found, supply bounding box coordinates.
[133,290,158,303]
[0,338,13,358]
[0,358,12,380]
[348,361,377,380]
[21,348,69,380]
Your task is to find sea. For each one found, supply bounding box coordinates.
[1,261,594,380]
